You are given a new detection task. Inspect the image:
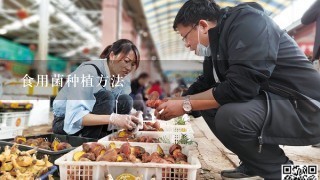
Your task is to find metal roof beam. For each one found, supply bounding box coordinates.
[48,48,74,53]
[50,0,101,57]
[73,10,101,15]
[14,38,83,45]
[8,0,24,9]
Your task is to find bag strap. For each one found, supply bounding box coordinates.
[83,64,105,87]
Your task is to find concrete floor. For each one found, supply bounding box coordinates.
[189,117,320,179]
[23,116,320,179]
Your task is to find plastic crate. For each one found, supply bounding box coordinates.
[0,111,30,128]
[158,120,191,126]
[0,127,24,139]
[143,120,194,133]
[38,165,58,180]
[161,124,194,133]
[0,102,33,111]
[55,142,201,180]
[139,120,194,134]
[0,134,97,163]
[98,131,194,145]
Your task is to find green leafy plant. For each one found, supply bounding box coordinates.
[158,136,171,144]
[177,134,197,145]
[175,116,186,125]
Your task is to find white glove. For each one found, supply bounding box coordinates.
[130,111,144,133]
[109,113,140,130]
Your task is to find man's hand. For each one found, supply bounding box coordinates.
[154,97,185,120]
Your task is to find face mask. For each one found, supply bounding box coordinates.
[196,26,211,57]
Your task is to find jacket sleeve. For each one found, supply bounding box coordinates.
[301,0,320,25]
[183,74,211,96]
[183,57,216,118]
[214,10,280,105]
[184,57,215,96]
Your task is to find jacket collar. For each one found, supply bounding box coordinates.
[208,27,219,58]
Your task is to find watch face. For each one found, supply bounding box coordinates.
[183,103,192,112]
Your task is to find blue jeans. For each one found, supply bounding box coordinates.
[52,89,133,139]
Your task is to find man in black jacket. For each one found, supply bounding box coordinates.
[154,0,320,179]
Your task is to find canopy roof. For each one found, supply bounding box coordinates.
[141,0,293,60]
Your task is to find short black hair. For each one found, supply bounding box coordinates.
[138,72,149,80]
[173,0,221,30]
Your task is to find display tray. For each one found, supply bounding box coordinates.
[0,134,97,163]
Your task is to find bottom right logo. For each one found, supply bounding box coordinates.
[282,165,318,180]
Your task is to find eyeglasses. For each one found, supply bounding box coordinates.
[182,24,197,43]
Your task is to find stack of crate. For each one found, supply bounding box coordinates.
[0,102,31,139]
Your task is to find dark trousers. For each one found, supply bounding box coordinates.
[201,94,290,179]
[52,89,133,139]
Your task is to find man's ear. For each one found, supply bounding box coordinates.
[198,20,209,34]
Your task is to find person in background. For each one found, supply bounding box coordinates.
[161,77,171,98]
[171,87,186,98]
[301,0,320,62]
[52,39,141,139]
[0,63,13,98]
[175,74,187,88]
[0,63,13,80]
[153,0,320,179]
[147,81,163,99]
[130,72,151,119]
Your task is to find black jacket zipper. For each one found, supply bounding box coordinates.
[258,85,299,153]
[258,91,271,153]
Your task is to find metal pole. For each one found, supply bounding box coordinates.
[37,0,50,74]
[116,0,122,40]
[137,30,142,49]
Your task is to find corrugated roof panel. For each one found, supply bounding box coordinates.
[142,0,292,60]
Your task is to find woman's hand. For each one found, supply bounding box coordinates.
[109,113,140,130]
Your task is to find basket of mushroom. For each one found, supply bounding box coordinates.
[55,141,201,180]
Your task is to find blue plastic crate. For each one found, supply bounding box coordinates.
[38,166,58,180]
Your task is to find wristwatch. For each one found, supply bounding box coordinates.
[182,95,192,113]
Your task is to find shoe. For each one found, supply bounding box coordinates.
[312,143,320,147]
[221,163,262,180]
